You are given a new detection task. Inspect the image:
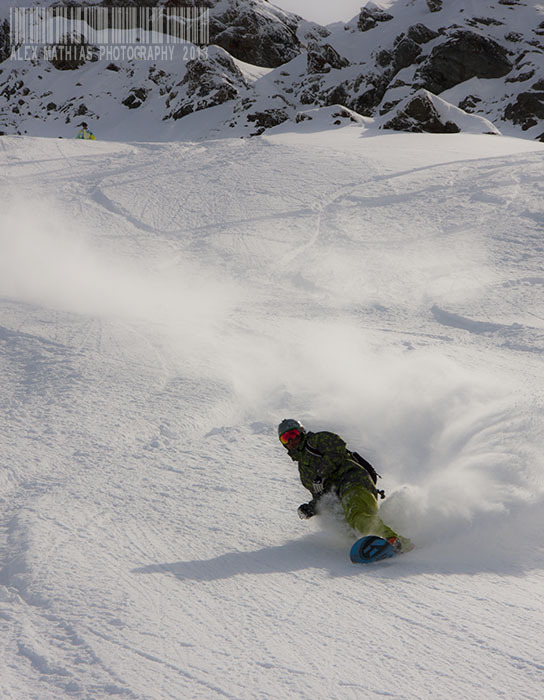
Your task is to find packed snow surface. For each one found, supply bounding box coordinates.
[1,124,544,699]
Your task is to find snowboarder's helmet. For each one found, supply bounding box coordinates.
[278,418,305,441]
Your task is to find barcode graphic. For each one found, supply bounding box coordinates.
[9,7,210,45]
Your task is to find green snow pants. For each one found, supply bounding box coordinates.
[340,484,399,540]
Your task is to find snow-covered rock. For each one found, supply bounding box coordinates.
[381,89,501,135]
[357,2,394,33]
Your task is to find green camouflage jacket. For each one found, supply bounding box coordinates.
[287,431,376,500]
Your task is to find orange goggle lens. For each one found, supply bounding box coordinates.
[280,429,300,445]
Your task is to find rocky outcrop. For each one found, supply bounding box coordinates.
[279,7,529,137]
[504,90,544,130]
[382,90,501,135]
[208,0,301,68]
[165,46,249,121]
[416,30,513,94]
[351,72,392,116]
[392,37,422,71]
[406,24,440,46]
[307,44,350,74]
[383,91,461,133]
[357,3,394,32]
[246,107,288,135]
[122,87,148,110]
[294,105,367,129]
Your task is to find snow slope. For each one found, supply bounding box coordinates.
[1,124,544,699]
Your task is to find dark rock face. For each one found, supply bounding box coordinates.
[122,88,147,109]
[406,24,440,45]
[209,0,301,68]
[357,5,394,33]
[307,44,350,74]
[247,107,288,134]
[426,0,443,12]
[324,84,349,107]
[458,94,482,112]
[376,49,393,68]
[393,37,422,70]
[165,47,249,121]
[505,31,524,43]
[383,92,460,133]
[417,30,513,93]
[504,91,544,130]
[352,73,392,116]
[467,16,504,28]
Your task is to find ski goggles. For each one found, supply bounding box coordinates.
[279,429,301,445]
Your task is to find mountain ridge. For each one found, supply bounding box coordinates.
[0,0,542,140]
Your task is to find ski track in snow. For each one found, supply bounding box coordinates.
[1,129,544,700]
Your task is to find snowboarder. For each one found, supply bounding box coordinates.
[278,418,413,553]
[75,122,96,140]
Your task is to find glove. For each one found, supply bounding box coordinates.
[312,477,324,494]
[297,502,316,519]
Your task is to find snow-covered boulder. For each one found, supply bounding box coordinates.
[382,89,501,135]
[357,2,394,33]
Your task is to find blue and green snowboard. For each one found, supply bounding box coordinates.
[350,535,398,564]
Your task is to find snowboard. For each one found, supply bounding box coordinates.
[350,535,397,564]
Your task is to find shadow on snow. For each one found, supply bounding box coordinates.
[132,527,544,583]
